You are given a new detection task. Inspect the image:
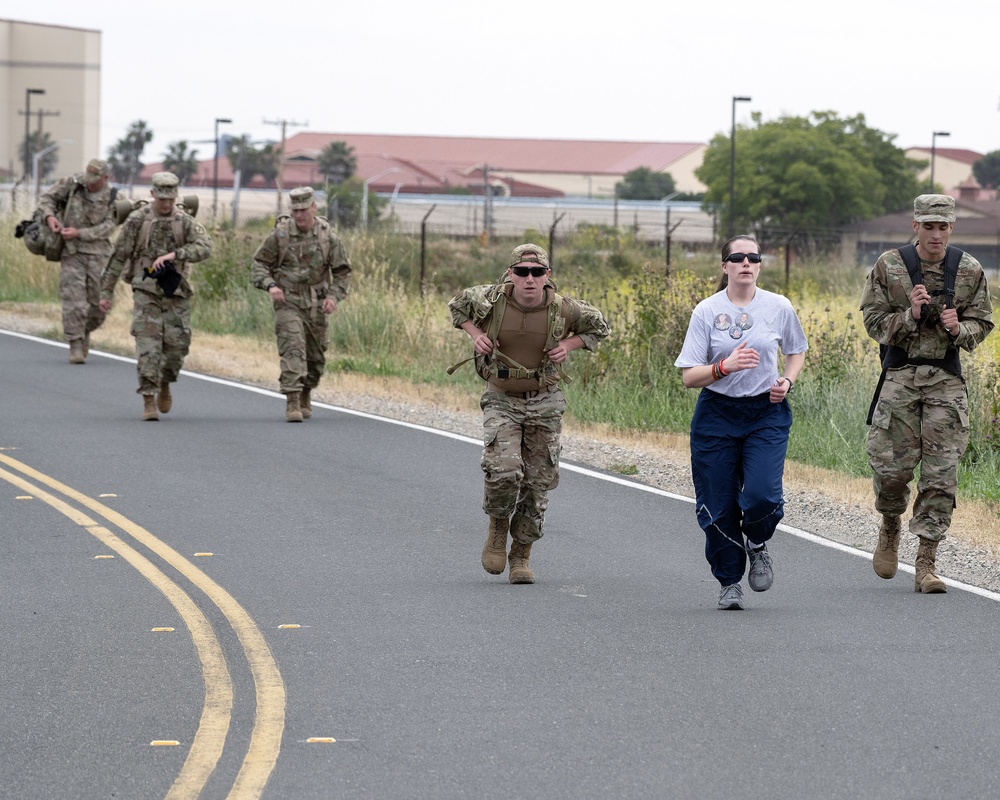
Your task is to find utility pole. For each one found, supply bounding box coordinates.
[20,88,45,179]
[31,107,61,183]
[482,163,493,242]
[263,117,307,213]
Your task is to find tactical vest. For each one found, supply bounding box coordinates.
[122,206,188,283]
[447,283,572,388]
[271,215,334,295]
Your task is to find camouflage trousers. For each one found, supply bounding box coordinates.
[130,288,191,395]
[867,366,969,541]
[273,300,328,394]
[59,251,107,341]
[480,387,566,544]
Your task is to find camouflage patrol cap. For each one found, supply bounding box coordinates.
[913,194,956,223]
[84,158,109,184]
[151,172,180,199]
[510,243,550,269]
[289,186,315,210]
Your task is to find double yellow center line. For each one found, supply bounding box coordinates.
[1,453,285,800]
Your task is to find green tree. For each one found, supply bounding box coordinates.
[323,177,385,228]
[317,141,357,186]
[615,167,676,200]
[227,136,281,187]
[163,140,200,185]
[696,111,923,239]
[972,151,1000,189]
[19,131,58,181]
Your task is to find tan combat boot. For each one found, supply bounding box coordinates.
[508,540,535,584]
[914,539,947,593]
[157,381,172,414]
[285,392,303,423]
[69,339,85,364]
[481,517,509,574]
[82,332,90,358]
[300,387,312,419]
[142,394,159,421]
[873,514,901,579]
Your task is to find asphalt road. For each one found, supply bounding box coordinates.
[3,329,1000,800]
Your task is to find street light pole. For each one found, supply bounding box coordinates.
[930,131,950,192]
[728,95,751,238]
[23,88,45,179]
[361,166,402,231]
[32,139,72,201]
[213,117,232,219]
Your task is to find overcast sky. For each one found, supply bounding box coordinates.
[16,0,1000,167]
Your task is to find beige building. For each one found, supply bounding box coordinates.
[905,146,992,202]
[0,18,101,185]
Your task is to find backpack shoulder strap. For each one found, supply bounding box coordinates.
[943,246,963,308]
[315,216,332,264]
[897,243,922,286]
[483,285,508,343]
[136,206,156,253]
[274,214,293,266]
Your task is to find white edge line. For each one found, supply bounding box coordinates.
[8,328,998,602]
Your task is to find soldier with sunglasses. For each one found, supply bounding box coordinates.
[449,243,610,584]
[674,234,807,610]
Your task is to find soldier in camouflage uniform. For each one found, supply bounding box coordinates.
[37,159,117,364]
[251,186,352,422]
[449,244,610,584]
[861,194,994,593]
[100,172,212,421]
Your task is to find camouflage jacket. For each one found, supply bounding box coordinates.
[860,247,994,361]
[36,175,117,257]
[250,216,351,304]
[101,207,211,300]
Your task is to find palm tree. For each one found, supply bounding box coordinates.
[317,141,357,186]
[109,120,153,193]
[163,140,200,185]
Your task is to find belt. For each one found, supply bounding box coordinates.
[488,383,554,399]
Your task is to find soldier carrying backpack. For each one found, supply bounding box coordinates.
[20,159,118,364]
[250,186,352,423]
[448,243,610,585]
[860,194,994,594]
[100,172,212,421]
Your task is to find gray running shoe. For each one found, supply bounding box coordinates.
[718,583,744,610]
[747,544,774,592]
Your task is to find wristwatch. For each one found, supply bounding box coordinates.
[783,377,795,393]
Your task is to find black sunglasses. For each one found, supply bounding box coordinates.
[511,266,548,278]
[724,252,762,264]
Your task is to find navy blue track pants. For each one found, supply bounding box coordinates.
[689,390,792,587]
